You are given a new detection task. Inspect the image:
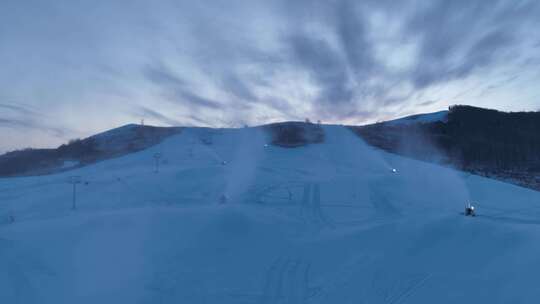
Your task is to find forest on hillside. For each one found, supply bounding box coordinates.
[0,125,180,177]
[352,105,540,190]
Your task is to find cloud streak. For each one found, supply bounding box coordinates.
[0,102,69,139]
[1,0,540,151]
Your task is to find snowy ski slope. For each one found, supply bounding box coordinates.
[1,125,540,303]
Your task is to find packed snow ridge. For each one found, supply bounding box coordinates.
[1,125,540,303]
[384,110,448,126]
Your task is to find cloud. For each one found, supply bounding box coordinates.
[286,33,352,105]
[407,0,539,89]
[0,103,40,116]
[417,100,439,107]
[142,64,222,109]
[0,117,29,129]
[220,73,258,102]
[1,0,540,151]
[137,0,540,123]
[335,1,375,77]
[279,0,397,119]
[134,106,182,126]
[0,102,68,138]
[0,116,67,138]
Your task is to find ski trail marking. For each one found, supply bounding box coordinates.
[387,274,431,304]
[312,184,334,228]
[371,271,431,304]
[368,181,400,218]
[300,184,312,225]
[260,259,313,304]
[300,183,334,228]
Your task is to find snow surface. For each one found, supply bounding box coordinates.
[385,111,448,126]
[61,160,80,169]
[1,125,540,303]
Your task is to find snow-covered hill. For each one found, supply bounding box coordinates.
[0,124,182,177]
[1,125,540,303]
[384,110,448,126]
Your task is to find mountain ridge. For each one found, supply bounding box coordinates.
[2,106,539,193]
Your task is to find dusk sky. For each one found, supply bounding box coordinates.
[1,0,540,153]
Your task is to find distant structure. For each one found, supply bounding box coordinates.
[68,176,82,210]
[153,153,162,173]
[465,203,476,216]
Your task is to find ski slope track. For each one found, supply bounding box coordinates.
[1,125,540,303]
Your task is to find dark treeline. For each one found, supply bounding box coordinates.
[0,138,101,177]
[263,121,324,148]
[440,106,540,170]
[0,125,181,177]
[351,105,540,190]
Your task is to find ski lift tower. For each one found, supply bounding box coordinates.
[153,152,162,173]
[68,176,82,210]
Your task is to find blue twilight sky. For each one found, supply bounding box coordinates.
[1,0,540,153]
